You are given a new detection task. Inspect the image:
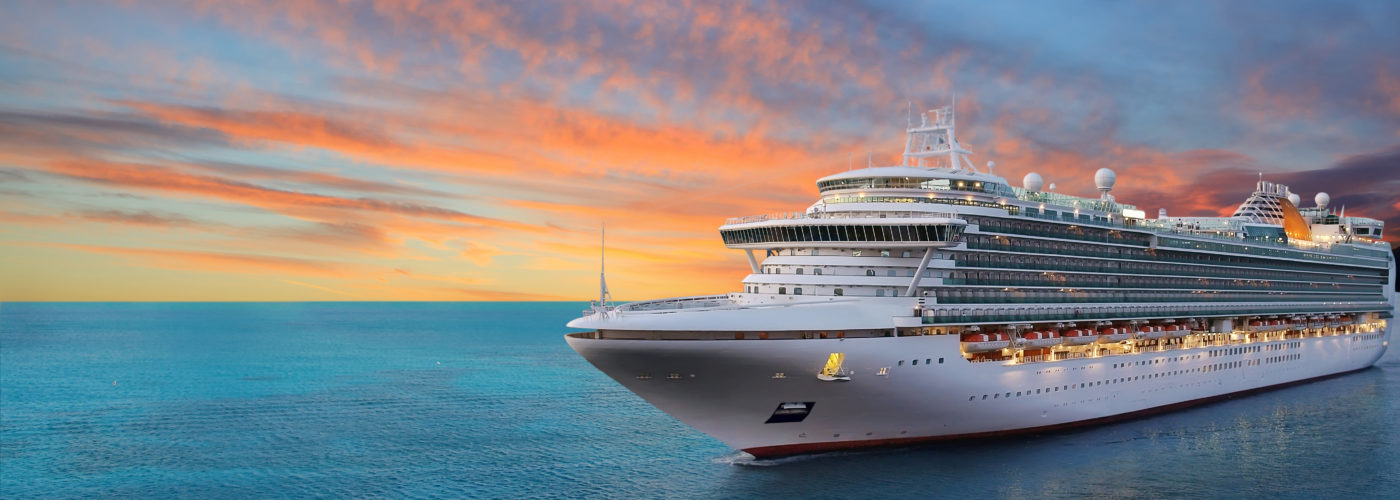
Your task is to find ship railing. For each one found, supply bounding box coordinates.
[614,294,734,313]
[1014,209,1390,263]
[724,210,959,225]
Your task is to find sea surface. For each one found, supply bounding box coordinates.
[2,302,1397,499]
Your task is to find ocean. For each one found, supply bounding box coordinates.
[2,302,1397,499]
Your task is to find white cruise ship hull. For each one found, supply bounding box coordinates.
[566,326,1390,457]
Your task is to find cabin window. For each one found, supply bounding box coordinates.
[939,358,944,364]
[898,360,904,366]
[887,269,896,277]
[912,359,918,365]
[796,268,804,275]
[926,358,931,364]
[866,269,876,276]
[794,288,803,295]
[881,250,891,257]
[814,268,822,275]
[876,289,886,297]
[834,288,843,296]
[778,287,786,295]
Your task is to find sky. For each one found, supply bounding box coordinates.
[1,0,1398,302]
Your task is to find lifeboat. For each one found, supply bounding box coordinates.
[1097,327,1132,343]
[1060,328,1099,346]
[1163,324,1190,338]
[960,331,1010,353]
[1019,329,1062,349]
[1289,317,1306,331]
[1136,325,1166,340]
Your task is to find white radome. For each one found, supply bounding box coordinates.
[1287,193,1301,206]
[1022,172,1043,192]
[1315,192,1330,209]
[1094,168,1116,191]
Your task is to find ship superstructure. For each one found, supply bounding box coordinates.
[565,105,1395,458]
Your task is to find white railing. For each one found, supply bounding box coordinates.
[725,210,960,225]
[614,294,734,312]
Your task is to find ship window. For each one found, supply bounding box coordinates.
[796,268,804,275]
[902,250,912,258]
[926,358,931,364]
[794,288,802,295]
[939,358,944,364]
[834,288,843,296]
[866,269,876,276]
[814,268,822,275]
[982,395,988,400]
[912,359,918,365]
[778,287,786,295]
[887,269,896,277]
[994,394,999,399]
[876,289,885,297]
[853,250,862,256]
[898,360,904,366]
[881,250,891,257]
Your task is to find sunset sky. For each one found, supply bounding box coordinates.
[2,0,1398,302]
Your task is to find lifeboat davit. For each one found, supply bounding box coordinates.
[961,331,1010,353]
[1060,328,1098,346]
[1019,329,1062,349]
[1097,327,1132,343]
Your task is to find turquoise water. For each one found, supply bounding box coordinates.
[2,302,1397,498]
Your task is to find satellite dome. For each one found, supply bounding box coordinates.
[1094,168,1117,191]
[1315,192,1330,209]
[1287,193,1301,206]
[1022,172,1043,192]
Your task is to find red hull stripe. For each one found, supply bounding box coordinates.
[742,366,1372,459]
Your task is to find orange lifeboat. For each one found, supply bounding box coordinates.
[1097,327,1131,343]
[1061,328,1099,346]
[1020,329,1062,348]
[961,331,1009,353]
[1137,324,1167,339]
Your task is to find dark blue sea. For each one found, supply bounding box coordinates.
[3,302,1397,499]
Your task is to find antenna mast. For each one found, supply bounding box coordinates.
[596,224,612,312]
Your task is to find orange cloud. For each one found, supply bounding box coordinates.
[19,242,354,277]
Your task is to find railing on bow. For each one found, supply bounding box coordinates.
[724,210,959,225]
[614,294,734,313]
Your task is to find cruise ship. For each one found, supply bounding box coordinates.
[565,105,1395,458]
